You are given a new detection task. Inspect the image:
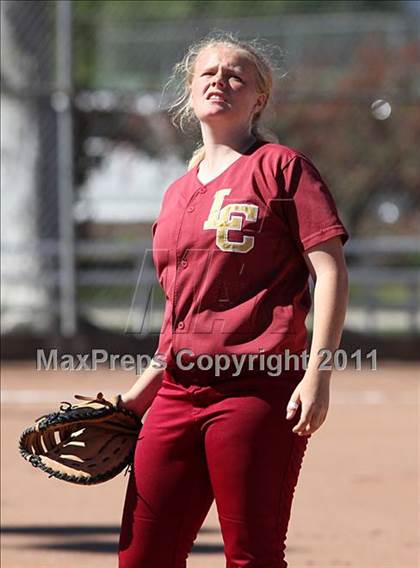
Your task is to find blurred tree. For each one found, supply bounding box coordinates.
[268,33,420,237]
[73,0,404,85]
[74,0,403,21]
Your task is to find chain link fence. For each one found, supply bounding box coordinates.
[2,0,61,335]
[1,1,420,349]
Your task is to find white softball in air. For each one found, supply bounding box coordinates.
[371,99,392,120]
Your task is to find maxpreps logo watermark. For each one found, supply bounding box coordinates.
[36,349,165,374]
[36,348,377,376]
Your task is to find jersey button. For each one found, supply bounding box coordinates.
[181,259,188,268]
[199,188,207,194]
[187,205,195,213]
[177,321,185,330]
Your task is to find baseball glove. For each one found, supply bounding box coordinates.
[18,392,142,485]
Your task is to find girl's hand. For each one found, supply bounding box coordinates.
[285,373,330,436]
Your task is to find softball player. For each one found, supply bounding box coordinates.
[118,32,349,568]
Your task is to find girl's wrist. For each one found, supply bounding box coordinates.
[303,367,332,383]
[121,391,150,417]
[120,392,137,412]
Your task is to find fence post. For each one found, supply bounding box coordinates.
[55,0,76,337]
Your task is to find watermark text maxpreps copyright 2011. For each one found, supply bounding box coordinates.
[36,348,378,377]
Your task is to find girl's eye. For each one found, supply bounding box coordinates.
[231,76,243,82]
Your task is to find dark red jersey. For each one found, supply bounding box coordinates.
[151,140,349,382]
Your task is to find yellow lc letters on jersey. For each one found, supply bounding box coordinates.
[203,189,259,253]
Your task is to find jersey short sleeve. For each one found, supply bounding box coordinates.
[278,155,349,252]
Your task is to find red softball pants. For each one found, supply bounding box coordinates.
[118,370,310,568]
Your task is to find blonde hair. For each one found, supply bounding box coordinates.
[164,31,281,170]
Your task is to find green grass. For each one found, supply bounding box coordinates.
[78,283,165,304]
[349,283,419,305]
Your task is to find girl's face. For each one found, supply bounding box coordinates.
[190,45,267,129]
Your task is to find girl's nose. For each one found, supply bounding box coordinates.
[212,74,226,88]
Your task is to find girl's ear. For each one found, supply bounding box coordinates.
[252,94,266,116]
[256,92,267,109]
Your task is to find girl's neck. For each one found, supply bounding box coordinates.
[200,125,256,171]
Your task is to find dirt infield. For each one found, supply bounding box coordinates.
[1,361,419,567]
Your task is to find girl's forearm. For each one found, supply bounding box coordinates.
[305,268,349,380]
